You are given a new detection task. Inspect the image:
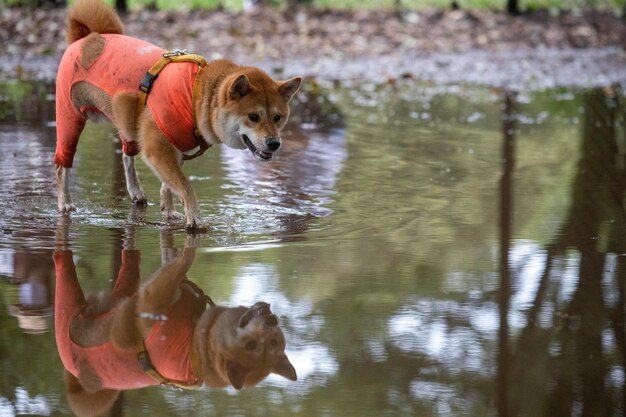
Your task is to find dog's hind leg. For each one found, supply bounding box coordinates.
[56,165,76,212]
[113,92,147,206]
[122,154,147,206]
[54,96,86,213]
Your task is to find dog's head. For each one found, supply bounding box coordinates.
[214,68,301,161]
[208,301,297,389]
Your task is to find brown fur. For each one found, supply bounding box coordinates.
[80,33,105,69]
[63,247,296,416]
[57,0,302,229]
[66,0,123,44]
[111,92,139,142]
[71,82,111,122]
[65,370,120,417]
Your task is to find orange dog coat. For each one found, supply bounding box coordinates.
[54,250,201,390]
[54,34,202,168]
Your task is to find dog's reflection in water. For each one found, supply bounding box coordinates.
[54,225,296,417]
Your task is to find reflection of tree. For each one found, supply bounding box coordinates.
[498,90,515,417]
[506,88,626,416]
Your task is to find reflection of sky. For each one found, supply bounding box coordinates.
[219,129,347,222]
[0,129,55,198]
[227,262,338,389]
[387,239,611,380]
[0,250,14,276]
[0,388,50,416]
[388,302,491,375]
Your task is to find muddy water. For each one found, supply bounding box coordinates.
[0,79,624,417]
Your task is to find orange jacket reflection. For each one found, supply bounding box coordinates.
[53,250,199,389]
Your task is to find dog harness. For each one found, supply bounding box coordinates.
[135,49,210,161]
[135,279,215,389]
[54,250,211,390]
[54,34,210,168]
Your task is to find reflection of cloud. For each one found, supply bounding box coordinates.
[604,254,619,308]
[228,263,289,308]
[508,240,579,328]
[609,365,625,387]
[469,302,499,334]
[509,240,546,329]
[228,263,338,388]
[388,239,601,383]
[0,250,14,276]
[219,129,347,223]
[409,380,456,410]
[0,129,55,198]
[0,388,50,415]
[559,253,580,305]
[266,342,339,387]
[388,302,492,374]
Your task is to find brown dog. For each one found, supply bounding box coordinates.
[55,0,301,229]
[54,233,296,417]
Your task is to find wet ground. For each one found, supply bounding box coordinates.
[1,74,625,416]
[1,6,625,87]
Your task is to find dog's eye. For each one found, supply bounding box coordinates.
[273,115,281,123]
[248,113,260,123]
[245,340,258,351]
[270,339,278,347]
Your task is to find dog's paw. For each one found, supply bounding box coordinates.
[185,216,208,231]
[131,196,148,207]
[162,209,184,220]
[58,202,76,213]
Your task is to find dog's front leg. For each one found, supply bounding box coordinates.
[137,246,196,333]
[141,114,204,229]
[56,165,76,212]
[164,171,203,230]
[159,182,183,221]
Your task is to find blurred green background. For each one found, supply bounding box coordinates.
[2,0,624,13]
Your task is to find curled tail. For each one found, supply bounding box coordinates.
[66,0,124,44]
[64,370,120,417]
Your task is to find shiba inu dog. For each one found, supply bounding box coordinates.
[54,230,296,417]
[55,0,301,229]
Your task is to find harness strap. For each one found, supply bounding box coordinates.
[135,280,215,389]
[135,336,202,390]
[135,50,210,161]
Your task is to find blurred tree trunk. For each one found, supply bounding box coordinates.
[497,90,516,417]
[507,0,519,15]
[115,0,128,15]
[36,0,66,7]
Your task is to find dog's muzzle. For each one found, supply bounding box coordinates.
[242,135,279,161]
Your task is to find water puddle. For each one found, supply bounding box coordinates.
[0,78,625,416]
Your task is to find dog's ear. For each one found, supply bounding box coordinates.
[228,74,251,100]
[226,362,249,390]
[277,77,302,103]
[273,354,297,381]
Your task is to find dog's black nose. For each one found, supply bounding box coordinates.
[266,138,281,151]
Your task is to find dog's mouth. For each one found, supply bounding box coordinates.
[242,135,273,161]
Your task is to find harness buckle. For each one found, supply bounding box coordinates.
[163,49,188,57]
[139,72,158,94]
[137,349,153,372]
